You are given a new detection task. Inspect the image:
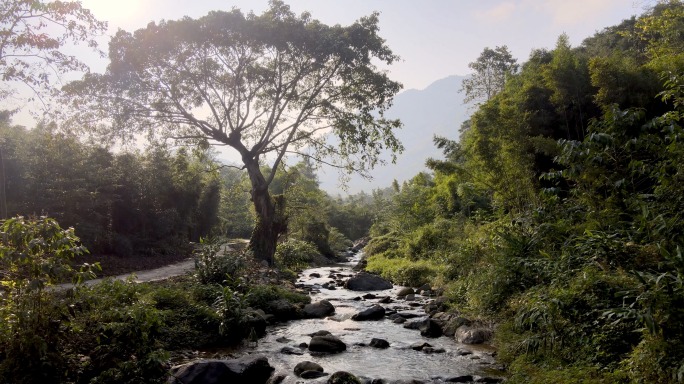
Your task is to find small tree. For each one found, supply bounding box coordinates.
[0,216,97,378]
[460,45,518,105]
[64,1,403,265]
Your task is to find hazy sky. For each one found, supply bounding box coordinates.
[13,0,651,127]
[9,0,655,193]
[78,0,651,91]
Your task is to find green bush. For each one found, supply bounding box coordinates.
[194,237,246,285]
[245,284,310,310]
[64,279,169,384]
[406,219,459,260]
[146,284,224,349]
[366,254,441,287]
[274,239,320,270]
[0,216,99,383]
[364,232,403,257]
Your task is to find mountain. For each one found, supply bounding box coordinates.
[319,75,471,195]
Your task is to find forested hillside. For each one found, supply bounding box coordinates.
[364,2,684,382]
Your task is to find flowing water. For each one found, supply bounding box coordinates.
[240,253,501,383]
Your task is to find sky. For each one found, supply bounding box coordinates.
[11,0,656,192]
[14,0,651,124]
[75,0,652,91]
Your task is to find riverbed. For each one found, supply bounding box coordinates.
[242,253,502,383]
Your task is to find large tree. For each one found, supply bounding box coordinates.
[64,1,403,264]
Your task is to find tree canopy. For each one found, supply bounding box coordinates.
[460,45,518,105]
[0,0,106,109]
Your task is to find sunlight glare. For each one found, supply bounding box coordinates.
[81,0,146,26]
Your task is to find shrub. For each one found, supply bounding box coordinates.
[64,279,169,384]
[364,232,403,257]
[328,227,353,253]
[406,219,459,260]
[274,239,319,270]
[245,284,310,310]
[0,216,98,383]
[366,254,441,287]
[194,237,246,285]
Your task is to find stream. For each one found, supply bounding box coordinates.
[237,252,502,383]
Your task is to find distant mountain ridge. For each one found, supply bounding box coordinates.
[319,75,471,194]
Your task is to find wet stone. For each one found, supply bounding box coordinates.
[422,347,445,354]
[445,375,473,383]
[410,342,432,351]
[280,346,304,355]
[369,338,390,349]
[308,335,347,354]
[301,370,329,379]
[294,361,324,377]
[351,305,386,321]
[397,287,415,297]
[309,330,332,337]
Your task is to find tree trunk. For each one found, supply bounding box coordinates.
[244,160,287,266]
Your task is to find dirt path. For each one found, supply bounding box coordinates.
[61,240,248,289]
[108,258,196,283]
[58,258,196,290]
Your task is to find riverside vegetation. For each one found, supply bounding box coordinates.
[364,2,684,383]
[2,1,684,383]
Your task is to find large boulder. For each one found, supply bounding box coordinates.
[419,319,443,338]
[455,325,492,344]
[309,335,347,354]
[294,361,324,377]
[351,305,386,321]
[168,355,274,384]
[243,312,267,337]
[345,272,392,291]
[302,300,335,318]
[265,299,300,322]
[431,312,471,337]
[327,371,362,384]
[396,287,415,297]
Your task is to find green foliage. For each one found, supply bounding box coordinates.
[0,0,106,107]
[0,216,99,382]
[245,284,311,310]
[274,239,320,270]
[328,227,353,252]
[0,120,228,257]
[66,280,169,384]
[366,254,441,287]
[461,45,519,105]
[366,2,684,380]
[194,237,246,285]
[364,231,403,257]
